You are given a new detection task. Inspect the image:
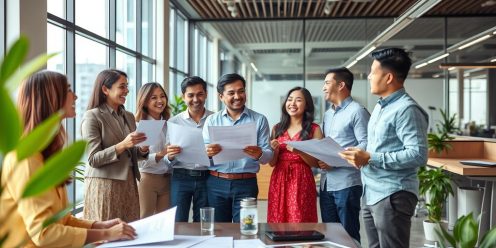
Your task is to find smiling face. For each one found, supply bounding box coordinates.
[219,80,246,113]
[63,84,78,118]
[285,90,306,118]
[322,72,342,104]
[183,84,207,113]
[102,75,128,109]
[146,87,167,119]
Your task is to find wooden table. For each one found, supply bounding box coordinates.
[175,222,358,247]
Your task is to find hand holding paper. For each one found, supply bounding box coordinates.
[285,137,353,168]
[167,122,210,166]
[208,123,257,164]
[135,120,166,146]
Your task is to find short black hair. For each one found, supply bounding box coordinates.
[180,76,207,94]
[370,48,412,82]
[217,73,246,94]
[324,67,354,91]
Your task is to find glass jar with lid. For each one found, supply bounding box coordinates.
[240,197,258,235]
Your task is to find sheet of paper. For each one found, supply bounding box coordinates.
[136,120,166,146]
[123,235,214,248]
[234,239,266,248]
[265,241,350,248]
[167,122,210,166]
[208,123,257,164]
[191,237,233,248]
[286,137,352,168]
[99,207,177,247]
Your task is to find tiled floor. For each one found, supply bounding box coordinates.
[257,200,432,248]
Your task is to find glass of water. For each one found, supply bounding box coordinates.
[200,207,214,232]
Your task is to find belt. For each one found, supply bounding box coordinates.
[209,171,256,180]
[173,168,208,177]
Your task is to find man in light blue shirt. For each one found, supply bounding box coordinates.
[166,76,213,222]
[340,48,428,248]
[319,67,369,243]
[203,73,272,222]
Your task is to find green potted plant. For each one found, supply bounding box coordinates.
[436,212,496,248]
[428,108,458,156]
[418,166,454,241]
[170,95,187,116]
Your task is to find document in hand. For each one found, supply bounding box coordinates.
[136,120,166,146]
[167,122,210,166]
[99,207,177,247]
[208,123,257,164]
[285,137,352,168]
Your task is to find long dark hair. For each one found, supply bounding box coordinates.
[87,69,128,110]
[135,82,171,121]
[273,87,314,141]
[17,70,68,159]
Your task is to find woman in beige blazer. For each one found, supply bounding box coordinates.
[82,69,148,222]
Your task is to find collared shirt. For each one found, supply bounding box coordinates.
[321,96,369,192]
[167,109,214,170]
[202,107,272,173]
[362,88,428,205]
[138,116,172,174]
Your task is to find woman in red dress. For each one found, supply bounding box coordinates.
[267,87,323,223]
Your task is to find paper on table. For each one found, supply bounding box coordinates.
[286,137,352,168]
[120,235,214,248]
[99,207,177,247]
[208,123,257,164]
[191,237,233,248]
[233,239,266,248]
[136,120,166,146]
[167,122,210,166]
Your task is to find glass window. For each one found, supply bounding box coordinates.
[0,0,5,57]
[116,51,137,113]
[169,71,176,97]
[75,0,108,37]
[47,23,66,73]
[75,35,108,140]
[142,0,155,57]
[176,14,187,72]
[169,8,175,68]
[116,0,136,50]
[142,60,154,85]
[47,0,65,19]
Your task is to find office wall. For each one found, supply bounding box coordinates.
[251,78,444,132]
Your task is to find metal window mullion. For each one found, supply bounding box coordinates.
[136,0,142,86]
[109,0,116,68]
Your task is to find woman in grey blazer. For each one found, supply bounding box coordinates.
[82,69,148,222]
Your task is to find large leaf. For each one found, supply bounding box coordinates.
[459,213,478,248]
[480,226,496,248]
[42,205,72,228]
[15,111,63,161]
[21,141,87,198]
[5,53,59,92]
[0,88,22,154]
[0,36,29,85]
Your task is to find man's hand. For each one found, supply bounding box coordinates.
[317,160,332,170]
[206,144,222,157]
[166,145,182,161]
[243,145,262,160]
[339,147,370,169]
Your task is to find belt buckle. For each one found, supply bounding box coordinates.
[190,170,202,177]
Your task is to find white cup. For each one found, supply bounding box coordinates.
[200,207,214,232]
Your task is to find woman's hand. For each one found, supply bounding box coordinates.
[104,222,137,242]
[270,139,280,151]
[116,132,146,154]
[92,218,124,229]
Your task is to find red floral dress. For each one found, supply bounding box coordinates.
[267,123,318,223]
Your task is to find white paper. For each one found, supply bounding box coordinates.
[191,237,233,248]
[99,207,177,247]
[265,241,350,248]
[123,235,214,248]
[208,123,257,164]
[286,137,352,168]
[136,120,166,146]
[234,239,266,248]
[167,122,210,166]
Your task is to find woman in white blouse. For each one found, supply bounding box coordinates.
[135,82,172,218]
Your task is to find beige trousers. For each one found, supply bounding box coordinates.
[138,172,171,218]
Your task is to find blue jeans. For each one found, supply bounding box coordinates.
[319,184,362,242]
[170,169,209,222]
[207,176,258,223]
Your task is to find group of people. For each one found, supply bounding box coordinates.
[1,47,428,248]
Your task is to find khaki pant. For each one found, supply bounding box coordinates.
[138,172,171,218]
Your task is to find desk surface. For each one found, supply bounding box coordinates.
[427,158,496,176]
[175,222,358,248]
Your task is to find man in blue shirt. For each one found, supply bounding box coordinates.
[340,48,428,248]
[167,76,213,222]
[319,67,369,243]
[203,73,272,223]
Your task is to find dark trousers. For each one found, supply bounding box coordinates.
[170,170,209,222]
[319,184,362,242]
[362,190,418,248]
[206,175,258,223]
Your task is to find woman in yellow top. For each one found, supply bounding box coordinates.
[0,71,137,247]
